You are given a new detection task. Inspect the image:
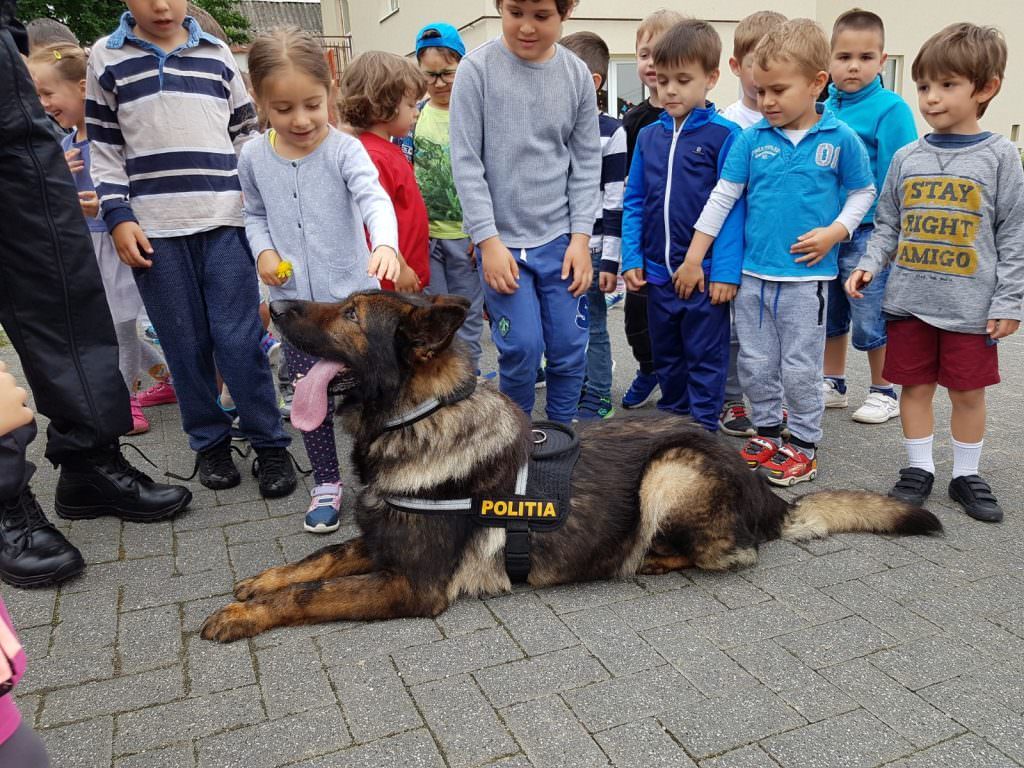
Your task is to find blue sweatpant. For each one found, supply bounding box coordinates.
[480,234,589,423]
[133,226,290,453]
[647,277,730,431]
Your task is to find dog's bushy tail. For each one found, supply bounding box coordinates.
[782,490,941,541]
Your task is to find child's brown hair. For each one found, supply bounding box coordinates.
[28,43,87,83]
[561,31,609,87]
[653,19,722,74]
[339,51,428,130]
[830,8,885,49]
[494,0,576,19]
[635,8,685,47]
[912,23,1006,117]
[733,10,787,61]
[754,18,830,79]
[247,26,333,102]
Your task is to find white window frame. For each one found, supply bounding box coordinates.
[882,55,902,93]
[608,56,646,119]
[380,0,399,22]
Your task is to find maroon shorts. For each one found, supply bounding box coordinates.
[883,316,999,390]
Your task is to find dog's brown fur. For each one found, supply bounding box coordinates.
[201,292,941,642]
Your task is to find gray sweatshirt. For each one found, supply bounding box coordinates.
[449,39,601,248]
[857,134,1024,333]
[238,128,398,303]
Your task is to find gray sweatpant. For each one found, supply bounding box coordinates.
[424,237,485,370]
[735,274,827,445]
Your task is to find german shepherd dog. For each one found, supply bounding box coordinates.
[201,291,941,642]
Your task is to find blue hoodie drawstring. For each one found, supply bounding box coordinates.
[773,281,782,319]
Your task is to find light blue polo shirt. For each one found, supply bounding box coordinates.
[721,105,873,280]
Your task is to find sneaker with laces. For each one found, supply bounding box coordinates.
[739,436,779,468]
[137,379,176,407]
[719,401,755,437]
[761,444,817,486]
[852,391,899,424]
[576,392,615,421]
[605,291,624,310]
[260,330,282,368]
[252,447,298,498]
[535,366,547,389]
[949,474,1003,522]
[198,439,241,490]
[128,395,150,435]
[622,371,659,409]
[888,467,934,507]
[304,484,342,533]
[823,378,849,408]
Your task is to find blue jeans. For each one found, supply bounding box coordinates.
[479,235,589,423]
[584,247,612,399]
[425,237,484,370]
[134,227,290,453]
[826,223,889,351]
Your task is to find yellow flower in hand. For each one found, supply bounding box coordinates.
[276,260,293,284]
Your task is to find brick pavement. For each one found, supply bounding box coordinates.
[4,320,1024,768]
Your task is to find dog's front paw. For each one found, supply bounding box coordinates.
[201,602,265,643]
[233,575,264,601]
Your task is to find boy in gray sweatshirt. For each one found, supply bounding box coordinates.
[847,23,1024,523]
[449,0,601,424]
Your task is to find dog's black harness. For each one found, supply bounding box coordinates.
[383,409,580,583]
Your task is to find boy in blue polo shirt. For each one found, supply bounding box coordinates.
[685,18,874,485]
[621,19,744,431]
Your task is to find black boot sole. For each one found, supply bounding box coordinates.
[0,556,85,588]
[54,491,192,523]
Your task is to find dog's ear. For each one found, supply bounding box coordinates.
[428,294,471,312]
[399,302,467,360]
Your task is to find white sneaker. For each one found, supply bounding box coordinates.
[852,391,900,424]
[822,378,848,408]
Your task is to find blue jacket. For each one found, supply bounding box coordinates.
[622,104,745,285]
[824,79,917,223]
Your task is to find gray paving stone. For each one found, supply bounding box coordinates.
[330,656,422,742]
[186,634,256,695]
[115,745,196,768]
[318,617,442,666]
[38,716,113,768]
[685,572,771,609]
[392,626,523,686]
[17,646,116,694]
[474,644,609,708]
[62,554,175,595]
[294,729,445,768]
[868,634,981,690]
[699,745,781,768]
[726,640,822,693]
[822,580,939,641]
[411,674,516,768]
[642,622,760,698]
[435,596,497,637]
[661,686,804,759]
[858,561,966,602]
[485,757,534,768]
[174,527,231,574]
[14,692,40,726]
[761,709,915,768]
[486,591,578,655]
[775,615,898,668]
[755,539,813,570]
[114,684,265,754]
[945,617,1024,658]
[778,678,859,723]
[504,694,610,768]
[42,665,184,726]
[885,734,1018,768]
[198,705,351,768]
[224,514,300,545]
[742,567,853,625]
[594,718,696,767]
[257,636,335,719]
[831,533,924,569]
[563,606,664,676]
[228,538,286,581]
[610,586,724,630]
[50,587,119,656]
[182,594,234,634]
[634,571,692,593]
[121,567,234,611]
[918,681,1024,763]
[688,601,809,649]
[120,520,174,560]
[536,580,646,614]
[173,499,270,531]
[4,585,56,628]
[563,665,701,732]
[118,604,182,674]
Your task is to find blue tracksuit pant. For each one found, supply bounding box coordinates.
[647,276,730,431]
[480,234,589,424]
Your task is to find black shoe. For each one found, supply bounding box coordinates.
[55,448,192,523]
[252,447,298,498]
[949,474,1003,522]
[1,488,85,587]
[198,439,242,490]
[888,467,935,507]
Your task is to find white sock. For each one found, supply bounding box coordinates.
[904,435,935,474]
[952,438,983,479]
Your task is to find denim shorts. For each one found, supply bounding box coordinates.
[826,223,889,351]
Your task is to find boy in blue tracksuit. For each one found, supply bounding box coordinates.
[621,19,744,431]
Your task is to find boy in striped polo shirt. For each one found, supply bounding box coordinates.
[86,0,295,498]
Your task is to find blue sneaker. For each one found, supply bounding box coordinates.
[143,324,160,346]
[622,371,659,409]
[304,483,342,533]
[605,291,624,310]
[575,391,615,421]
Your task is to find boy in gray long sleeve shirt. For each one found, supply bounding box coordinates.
[449,0,601,424]
[846,23,1024,523]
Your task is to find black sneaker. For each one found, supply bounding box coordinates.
[888,467,935,507]
[719,401,755,437]
[252,447,298,498]
[949,475,1003,523]
[198,439,241,491]
[1,487,84,587]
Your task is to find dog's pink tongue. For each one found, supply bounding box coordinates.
[291,360,347,432]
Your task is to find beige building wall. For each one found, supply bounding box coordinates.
[327,0,1022,142]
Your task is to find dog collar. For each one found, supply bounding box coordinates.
[381,377,477,431]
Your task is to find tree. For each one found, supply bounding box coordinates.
[190,0,250,44]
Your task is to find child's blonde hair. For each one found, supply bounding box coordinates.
[636,9,685,47]
[247,26,333,102]
[754,18,830,79]
[912,23,1006,117]
[733,10,787,61]
[339,51,428,130]
[28,42,87,83]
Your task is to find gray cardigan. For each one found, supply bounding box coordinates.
[238,127,398,302]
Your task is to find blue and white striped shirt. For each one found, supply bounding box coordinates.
[85,13,258,237]
[593,112,626,274]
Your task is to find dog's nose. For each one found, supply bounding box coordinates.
[269,300,301,321]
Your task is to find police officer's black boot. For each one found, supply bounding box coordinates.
[0,487,84,587]
[55,445,192,523]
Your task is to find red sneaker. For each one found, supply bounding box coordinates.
[761,444,817,486]
[739,437,779,469]
[137,380,176,407]
[128,395,150,435]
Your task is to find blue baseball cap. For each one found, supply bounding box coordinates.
[415,22,466,59]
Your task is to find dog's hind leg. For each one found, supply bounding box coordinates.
[638,551,693,575]
[202,571,448,643]
[233,538,375,601]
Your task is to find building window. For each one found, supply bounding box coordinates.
[381,0,399,20]
[608,58,645,120]
[882,55,901,92]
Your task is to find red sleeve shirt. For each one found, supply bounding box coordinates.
[358,132,430,290]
